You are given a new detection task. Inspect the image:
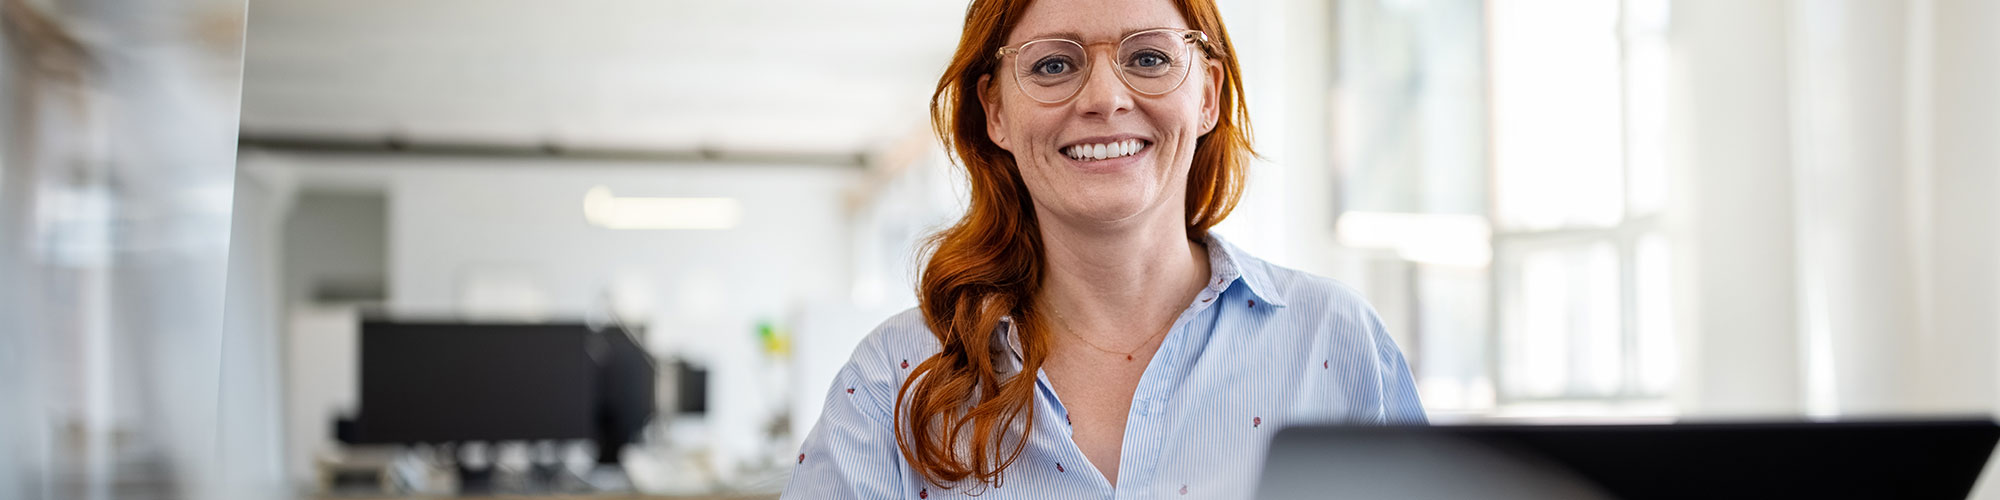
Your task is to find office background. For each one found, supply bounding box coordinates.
[3,0,2000,498]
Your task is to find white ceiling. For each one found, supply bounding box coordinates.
[240,0,970,157]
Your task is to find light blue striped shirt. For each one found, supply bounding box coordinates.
[784,234,1425,499]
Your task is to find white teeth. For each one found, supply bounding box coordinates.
[1067,140,1146,161]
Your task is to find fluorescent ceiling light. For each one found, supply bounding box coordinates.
[583,186,740,230]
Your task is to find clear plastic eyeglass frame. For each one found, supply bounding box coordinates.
[994,28,1210,104]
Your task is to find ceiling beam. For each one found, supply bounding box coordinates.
[238,133,868,168]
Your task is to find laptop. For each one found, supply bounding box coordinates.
[1255,419,2000,500]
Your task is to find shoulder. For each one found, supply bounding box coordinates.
[789,310,936,497]
[1225,248,1397,360]
[1234,250,1379,325]
[1241,258,1411,380]
[853,307,944,365]
[832,308,944,411]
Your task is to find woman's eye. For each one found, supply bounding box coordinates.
[1033,58,1072,76]
[1131,51,1169,68]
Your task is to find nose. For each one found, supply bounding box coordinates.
[1071,47,1134,118]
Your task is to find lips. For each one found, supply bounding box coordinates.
[1061,137,1151,162]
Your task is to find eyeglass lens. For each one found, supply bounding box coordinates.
[1013,30,1193,103]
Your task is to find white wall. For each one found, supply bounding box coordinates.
[389,157,860,479]
[248,149,865,487]
[283,191,387,304]
[379,162,854,320]
[1662,0,2000,422]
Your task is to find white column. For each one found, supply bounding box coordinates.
[1666,0,1802,417]
[1924,0,2000,415]
[1789,0,1923,417]
[1942,7,2000,499]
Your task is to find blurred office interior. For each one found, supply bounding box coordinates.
[4,0,2000,498]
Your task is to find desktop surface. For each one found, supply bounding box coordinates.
[315,495,773,500]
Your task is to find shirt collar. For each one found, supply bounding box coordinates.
[1202,232,1289,308]
[992,232,1288,369]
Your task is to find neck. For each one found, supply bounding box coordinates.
[1035,207,1210,336]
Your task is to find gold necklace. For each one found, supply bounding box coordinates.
[1047,308,1173,362]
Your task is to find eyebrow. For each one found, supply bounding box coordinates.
[1014,27,1176,44]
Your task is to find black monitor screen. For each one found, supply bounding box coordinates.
[353,321,598,443]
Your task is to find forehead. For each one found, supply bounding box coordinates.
[1006,0,1191,45]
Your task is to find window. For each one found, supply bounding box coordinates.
[1335,0,1673,414]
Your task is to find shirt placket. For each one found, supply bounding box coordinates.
[999,250,1245,498]
[1113,265,1239,498]
[1001,318,1108,497]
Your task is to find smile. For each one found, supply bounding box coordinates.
[1062,139,1150,162]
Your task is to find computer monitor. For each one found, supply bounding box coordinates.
[674,360,708,415]
[593,324,656,464]
[346,320,600,443]
[1256,419,2000,500]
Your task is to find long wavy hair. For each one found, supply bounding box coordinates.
[894,0,1255,490]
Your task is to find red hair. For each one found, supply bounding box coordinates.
[894,0,1256,490]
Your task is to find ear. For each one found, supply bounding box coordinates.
[978,73,1013,151]
[1199,59,1223,136]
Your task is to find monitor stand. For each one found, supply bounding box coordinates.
[589,434,634,492]
[454,442,497,495]
[455,463,497,495]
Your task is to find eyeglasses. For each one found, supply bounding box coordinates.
[994,28,1209,104]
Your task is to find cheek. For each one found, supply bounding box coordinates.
[1005,110,1062,153]
[1160,93,1208,131]
[1152,100,1208,152]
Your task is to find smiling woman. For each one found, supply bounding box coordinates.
[782,0,1425,498]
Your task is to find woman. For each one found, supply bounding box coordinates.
[785,0,1424,497]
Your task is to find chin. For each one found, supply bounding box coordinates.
[1063,190,1165,225]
